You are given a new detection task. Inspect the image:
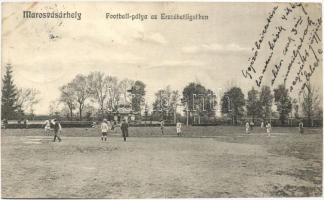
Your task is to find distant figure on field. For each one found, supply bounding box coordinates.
[121,119,129,142]
[245,122,250,134]
[111,120,116,132]
[298,121,304,134]
[250,121,254,130]
[2,119,8,129]
[260,121,264,129]
[160,120,165,135]
[91,121,96,128]
[44,119,51,135]
[176,121,182,136]
[100,119,109,141]
[266,122,271,137]
[53,119,62,142]
[24,119,29,129]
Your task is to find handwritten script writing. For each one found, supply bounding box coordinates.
[242,3,322,95]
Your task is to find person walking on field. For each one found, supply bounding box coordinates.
[100,119,109,141]
[298,121,304,134]
[266,122,272,137]
[121,119,129,142]
[176,121,182,136]
[53,119,62,142]
[245,122,250,134]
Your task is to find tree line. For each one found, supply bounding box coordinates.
[221,84,321,126]
[55,71,146,120]
[1,63,322,126]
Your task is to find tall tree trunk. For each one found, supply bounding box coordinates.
[173,107,177,124]
[79,104,82,121]
[308,114,311,127]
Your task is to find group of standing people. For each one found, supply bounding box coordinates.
[101,119,182,140]
[245,121,272,136]
[43,119,62,142]
[100,119,129,142]
[160,120,183,136]
[245,120,305,136]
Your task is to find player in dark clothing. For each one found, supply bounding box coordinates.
[298,121,304,134]
[160,120,164,134]
[120,119,129,142]
[53,119,62,142]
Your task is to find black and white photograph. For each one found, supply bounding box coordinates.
[1,1,323,198]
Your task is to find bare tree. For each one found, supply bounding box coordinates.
[118,78,135,106]
[59,83,76,120]
[16,88,40,115]
[48,100,61,117]
[105,76,119,112]
[87,72,108,117]
[71,74,90,120]
[87,72,120,117]
[83,104,96,121]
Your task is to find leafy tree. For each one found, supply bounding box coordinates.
[153,86,172,120]
[259,86,273,121]
[273,84,292,125]
[130,80,146,113]
[182,82,216,124]
[292,98,299,119]
[1,64,19,119]
[302,82,320,126]
[152,86,181,122]
[170,90,181,123]
[221,87,245,125]
[246,87,262,122]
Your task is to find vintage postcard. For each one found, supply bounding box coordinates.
[1,1,322,198]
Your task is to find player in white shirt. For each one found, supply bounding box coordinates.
[176,121,182,136]
[43,119,51,136]
[101,119,109,141]
[245,122,250,134]
[266,122,272,137]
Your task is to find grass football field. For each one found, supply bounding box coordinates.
[1,126,322,198]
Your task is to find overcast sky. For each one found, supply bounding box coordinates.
[2,2,322,115]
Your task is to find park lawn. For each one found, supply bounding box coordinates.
[1,126,322,198]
